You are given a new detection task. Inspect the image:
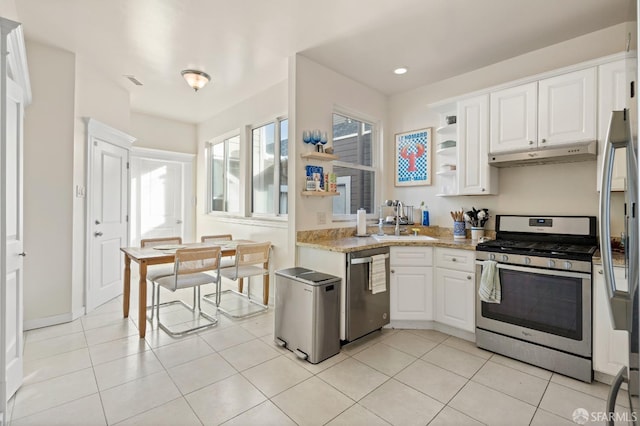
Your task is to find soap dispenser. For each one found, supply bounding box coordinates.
[420,201,430,226]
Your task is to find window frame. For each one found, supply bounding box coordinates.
[250,115,289,219]
[206,129,241,216]
[331,110,379,222]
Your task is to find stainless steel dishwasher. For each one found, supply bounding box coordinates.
[345,246,390,342]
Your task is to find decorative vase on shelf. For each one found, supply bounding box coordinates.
[471,226,485,241]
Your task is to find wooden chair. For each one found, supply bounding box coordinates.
[140,237,183,321]
[205,241,271,318]
[152,246,221,336]
[200,234,235,268]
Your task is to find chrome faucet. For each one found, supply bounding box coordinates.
[395,201,404,236]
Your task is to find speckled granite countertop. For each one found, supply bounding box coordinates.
[296,233,478,254]
[592,250,626,267]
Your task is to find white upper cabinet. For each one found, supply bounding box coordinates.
[457,94,497,195]
[596,59,634,191]
[490,68,596,154]
[490,82,537,153]
[538,68,596,147]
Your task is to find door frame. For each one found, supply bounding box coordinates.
[85,118,135,312]
[129,147,195,246]
[0,17,31,424]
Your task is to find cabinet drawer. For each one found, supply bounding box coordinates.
[390,246,433,267]
[435,248,475,272]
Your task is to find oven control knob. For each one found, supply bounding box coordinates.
[501,255,509,262]
[523,257,531,265]
[548,260,556,268]
[489,254,496,260]
[564,261,572,270]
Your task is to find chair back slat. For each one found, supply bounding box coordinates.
[236,242,271,267]
[141,236,182,248]
[175,246,221,275]
[201,234,232,244]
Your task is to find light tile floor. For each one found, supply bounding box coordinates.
[6,283,637,426]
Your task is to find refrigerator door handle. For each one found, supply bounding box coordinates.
[599,110,633,331]
[606,366,633,426]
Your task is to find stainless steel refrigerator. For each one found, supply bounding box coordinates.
[600,108,639,425]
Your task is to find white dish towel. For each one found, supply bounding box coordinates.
[479,260,501,303]
[370,254,387,294]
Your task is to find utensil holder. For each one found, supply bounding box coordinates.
[453,221,466,239]
[471,226,485,241]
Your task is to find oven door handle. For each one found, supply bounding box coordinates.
[598,109,633,331]
[486,262,591,280]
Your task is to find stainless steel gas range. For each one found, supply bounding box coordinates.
[475,215,598,383]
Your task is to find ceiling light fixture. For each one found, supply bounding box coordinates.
[181,69,211,92]
[394,67,408,75]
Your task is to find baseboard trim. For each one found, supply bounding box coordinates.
[386,320,475,342]
[24,308,84,331]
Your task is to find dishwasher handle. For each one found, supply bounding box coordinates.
[350,253,390,265]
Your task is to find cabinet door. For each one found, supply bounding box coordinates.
[435,268,475,332]
[457,95,497,195]
[390,266,433,321]
[538,68,596,147]
[490,82,537,153]
[597,59,634,191]
[593,266,629,376]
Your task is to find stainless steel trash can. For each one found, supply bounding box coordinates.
[275,267,341,364]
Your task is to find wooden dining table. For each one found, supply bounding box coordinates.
[120,240,256,338]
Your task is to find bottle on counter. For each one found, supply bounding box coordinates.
[421,202,430,226]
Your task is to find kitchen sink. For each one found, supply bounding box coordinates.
[371,234,438,242]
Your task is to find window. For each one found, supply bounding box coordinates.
[332,113,376,215]
[207,134,240,213]
[251,118,288,215]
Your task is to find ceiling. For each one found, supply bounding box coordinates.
[14,0,636,124]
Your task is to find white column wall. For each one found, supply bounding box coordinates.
[293,54,389,231]
[22,40,75,325]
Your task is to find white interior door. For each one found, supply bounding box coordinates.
[3,78,24,405]
[86,120,133,312]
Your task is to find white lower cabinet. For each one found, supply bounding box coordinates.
[390,247,433,321]
[593,265,629,377]
[435,248,475,332]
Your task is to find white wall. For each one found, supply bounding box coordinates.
[388,23,635,233]
[23,40,75,324]
[196,80,290,300]
[0,0,18,21]
[293,54,389,231]
[130,112,197,154]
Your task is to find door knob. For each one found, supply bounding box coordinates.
[94,231,103,237]
[176,220,183,224]
[18,252,26,257]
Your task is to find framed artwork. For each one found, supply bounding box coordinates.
[395,127,432,186]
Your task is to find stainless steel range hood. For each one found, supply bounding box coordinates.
[488,140,597,167]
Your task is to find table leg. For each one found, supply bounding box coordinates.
[138,262,147,338]
[123,255,131,318]
[263,263,269,306]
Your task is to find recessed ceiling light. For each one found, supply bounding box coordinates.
[394,67,408,75]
